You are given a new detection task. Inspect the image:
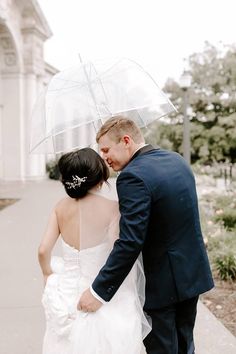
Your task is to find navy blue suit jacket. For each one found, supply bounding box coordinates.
[92,147,214,309]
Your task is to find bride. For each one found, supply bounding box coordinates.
[38,148,150,354]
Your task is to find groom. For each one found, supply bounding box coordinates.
[78,116,214,354]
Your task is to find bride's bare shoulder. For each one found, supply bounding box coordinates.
[54,196,74,211]
[100,195,119,215]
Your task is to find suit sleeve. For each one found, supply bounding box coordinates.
[92,171,152,301]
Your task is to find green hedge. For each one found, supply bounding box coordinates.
[46,160,60,180]
[215,209,236,230]
[215,254,236,281]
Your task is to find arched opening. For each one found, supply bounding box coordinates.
[0,20,22,180]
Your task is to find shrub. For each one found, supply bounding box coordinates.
[215,254,236,281]
[46,160,60,180]
[215,209,236,230]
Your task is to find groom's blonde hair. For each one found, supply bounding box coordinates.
[96,116,144,144]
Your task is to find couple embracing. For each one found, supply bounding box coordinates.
[38,116,214,354]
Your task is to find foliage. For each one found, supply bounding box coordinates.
[215,254,236,281]
[199,188,236,282]
[46,160,60,180]
[188,42,236,123]
[215,209,236,230]
[145,42,236,163]
[212,194,236,230]
[143,121,183,152]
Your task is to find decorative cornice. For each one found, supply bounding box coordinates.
[31,0,52,36]
[44,61,59,76]
[21,0,52,40]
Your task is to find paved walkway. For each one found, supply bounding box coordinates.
[0,179,236,354]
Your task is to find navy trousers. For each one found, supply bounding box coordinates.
[143,296,198,354]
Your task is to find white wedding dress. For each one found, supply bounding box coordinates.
[41,190,150,354]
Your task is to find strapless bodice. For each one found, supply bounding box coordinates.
[57,238,111,279]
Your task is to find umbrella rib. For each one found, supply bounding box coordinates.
[93,58,122,79]
[92,66,112,119]
[80,62,102,118]
[136,110,147,128]
[48,77,104,93]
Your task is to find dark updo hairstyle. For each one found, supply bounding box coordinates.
[58,148,109,199]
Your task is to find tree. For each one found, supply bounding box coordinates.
[188,42,236,125]
[145,42,236,163]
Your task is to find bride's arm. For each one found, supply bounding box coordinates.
[38,209,60,285]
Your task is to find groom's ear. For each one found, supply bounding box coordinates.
[122,135,131,146]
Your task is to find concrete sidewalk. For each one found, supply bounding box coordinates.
[0,179,235,354]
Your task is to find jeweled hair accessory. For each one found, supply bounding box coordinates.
[65,175,87,189]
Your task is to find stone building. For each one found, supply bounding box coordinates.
[0,0,57,181]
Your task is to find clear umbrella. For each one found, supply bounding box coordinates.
[30,57,176,154]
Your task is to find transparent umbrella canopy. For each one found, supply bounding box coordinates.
[30,57,176,154]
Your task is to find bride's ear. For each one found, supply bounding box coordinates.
[96,182,103,190]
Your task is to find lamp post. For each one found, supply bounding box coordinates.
[179,71,191,164]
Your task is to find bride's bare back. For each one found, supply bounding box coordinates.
[55,191,119,251]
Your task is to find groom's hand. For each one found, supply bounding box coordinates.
[77,288,102,312]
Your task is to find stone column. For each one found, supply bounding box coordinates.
[23,72,46,179]
[21,1,55,180]
[1,72,24,180]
